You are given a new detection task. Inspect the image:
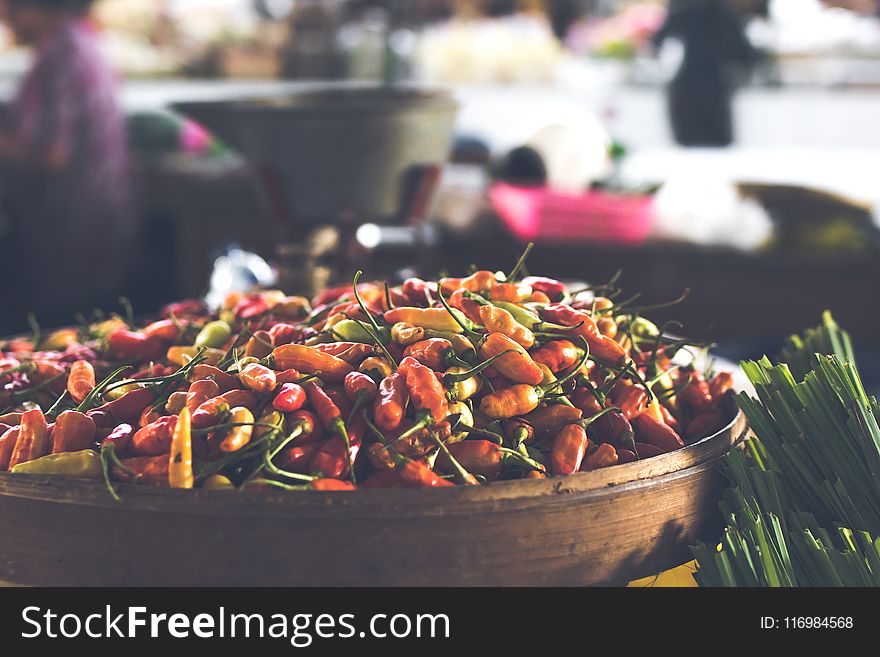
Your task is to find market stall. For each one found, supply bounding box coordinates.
[0,0,878,597]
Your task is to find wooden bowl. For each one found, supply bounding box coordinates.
[0,408,746,587]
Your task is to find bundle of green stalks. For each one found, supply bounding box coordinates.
[692,313,880,586]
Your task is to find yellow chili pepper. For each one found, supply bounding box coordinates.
[11,450,102,480]
[444,366,482,402]
[202,474,235,489]
[168,407,193,489]
[166,346,225,366]
[383,307,467,334]
[220,407,255,453]
[448,402,474,443]
[390,322,425,346]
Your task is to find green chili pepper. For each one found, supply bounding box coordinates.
[332,319,391,345]
[11,450,103,479]
[194,321,232,349]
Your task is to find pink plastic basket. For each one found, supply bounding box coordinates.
[489,182,654,245]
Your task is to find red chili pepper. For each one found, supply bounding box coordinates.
[130,415,178,456]
[51,410,97,453]
[143,319,187,343]
[287,410,323,444]
[276,440,323,473]
[401,278,436,307]
[438,440,514,481]
[617,448,637,464]
[270,344,354,383]
[92,386,155,424]
[522,276,566,302]
[541,304,627,365]
[111,455,169,487]
[343,371,378,404]
[275,369,303,385]
[273,383,307,413]
[186,378,220,413]
[310,414,364,479]
[232,296,269,320]
[398,356,449,424]
[373,373,410,432]
[100,423,134,454]
[190,364,240,392]
[686,410,724,442]
[659,404,681,434]
[612,384,648,421]
[107,330,163,362]
[634,442,665,458]
[632,414,684,453]
[161,299,207,320]
[306,381,355,481]
[679,371,714,411]
[267,322,298,346]
[191,396,231,430]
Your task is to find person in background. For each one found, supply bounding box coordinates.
[0,0,134,333]
[653,0,757,147]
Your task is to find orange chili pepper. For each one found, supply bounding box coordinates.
[239,363,277,394]
[479,333,543,385]
[581,442,619,471]
[270,344,354,382]
[709,371,734,399]
[190,364,240,392]
[448,288,484,325]
[402,338,458,371]
[186,378,220,413]
[66,360,96,404]
[219,388,260,411]
[550,423,589,475]
[478,305,535,349]
[486,281,532,303]
[439,270,498,295]
[397,356,449,424]
[530,339,581,373]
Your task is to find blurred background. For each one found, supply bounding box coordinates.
[1,0,880,379]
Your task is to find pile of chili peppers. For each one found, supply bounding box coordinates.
[0,255,734,495]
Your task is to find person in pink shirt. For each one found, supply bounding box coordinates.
[0,0,134,332]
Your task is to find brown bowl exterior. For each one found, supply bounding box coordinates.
[0,409,747,587]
